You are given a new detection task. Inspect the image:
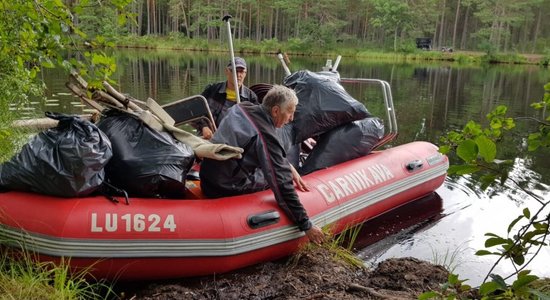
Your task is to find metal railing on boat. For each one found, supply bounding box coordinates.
[338,77,398,149]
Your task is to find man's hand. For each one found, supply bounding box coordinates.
[305,225,324,245]
[290,164,310,192]
[202,127,213,140]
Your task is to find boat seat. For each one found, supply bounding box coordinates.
[162,95,216,131]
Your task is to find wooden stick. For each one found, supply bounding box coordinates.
[65,82,105,112]
[69,70,89,90]
[102,81,145,111]
[13,114,97,130]
[95,90,126,109]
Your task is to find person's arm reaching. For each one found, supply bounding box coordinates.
[290,164,309,192]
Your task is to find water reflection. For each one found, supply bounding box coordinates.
[34,50,550,284]
[353,193,444,256]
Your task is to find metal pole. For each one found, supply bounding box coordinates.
[332,55,342,72]
[277,52,291,76]
[222,15,241,103]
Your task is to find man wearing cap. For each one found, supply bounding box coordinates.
[196,57,259,140]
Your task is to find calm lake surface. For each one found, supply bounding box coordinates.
[34,50,550,285]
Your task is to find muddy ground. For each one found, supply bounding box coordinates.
[116,246,453,300]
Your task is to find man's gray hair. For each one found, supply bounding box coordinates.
[262,85,298,110]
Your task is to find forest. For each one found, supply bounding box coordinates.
[66,0,550,53]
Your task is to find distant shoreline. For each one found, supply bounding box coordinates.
[112,36,549,67]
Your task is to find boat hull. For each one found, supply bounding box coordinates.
[0,141,448,280]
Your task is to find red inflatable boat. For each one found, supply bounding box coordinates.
[0,141,447,280]
[0,69,448,280]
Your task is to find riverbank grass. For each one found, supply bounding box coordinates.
[112,35,546,65]
[0,247,114,299]
[292,224,365,270]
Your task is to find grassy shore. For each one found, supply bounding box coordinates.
[115,35,549,66]
[0,248,114,299]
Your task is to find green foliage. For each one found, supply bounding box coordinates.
[286,38,313,53]
[478,271,547,299]
[439,106,515,189]
[527,82,550,151]
[77,0,131,38]
[0,247,114,299]
[0,0,132,160]
[438,83,550,298]
[418,273,473,299]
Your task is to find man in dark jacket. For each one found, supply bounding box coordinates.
[199,85,324,244]
[196,57,259,139]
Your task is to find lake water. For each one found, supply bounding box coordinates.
[33,50,550,286]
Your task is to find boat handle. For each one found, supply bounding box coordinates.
[406,160,424,172]
[247,210,280,229]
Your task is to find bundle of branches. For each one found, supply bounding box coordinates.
[66,72,243,161]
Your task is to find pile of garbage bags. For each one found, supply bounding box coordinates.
[0,111,195,198]
[282,70,385,175]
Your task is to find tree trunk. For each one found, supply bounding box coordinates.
[248,3,252,39]
[451,0,461,49]
[236,0,242,39]
[438,0,447,49]
[531,8,541,53]
[268,7,273,39]
[274,7,279,40]
[393,26,398,52]
[182,0,190,38]
[146,0,151,34]
[255,1,261,42]
[460,4,470,49]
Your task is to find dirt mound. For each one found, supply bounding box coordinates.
[120,247,449,299]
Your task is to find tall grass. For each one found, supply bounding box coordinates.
[293,224,365,269]
[429,242,469,274]
[326,224,365,268]
[0,247,114,300]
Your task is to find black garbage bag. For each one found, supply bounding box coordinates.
[283,70,371,145]
[97,110,194,198]
[299,117,384,175]
[0,112,112,197]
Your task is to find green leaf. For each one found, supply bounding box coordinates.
[508,215,524,233]
[512,274,538,290]
[439,145,450,154]
[529,289,550,300]
[480,174,497,190]
[533,222,549,231]
[489,274,508,289]
[475,135,496,162]
[418,291,439,299]
[479,281,500,295]
[460,284,472,292]
[448,164,481,175]
[494,105,507,115]
[485,237,508,247]
[117,14,125,26]
[448,273,459,284]
[523,208,531,219]
[475,250,494,256]
[512,254,525,265]
[456,139,478,162]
